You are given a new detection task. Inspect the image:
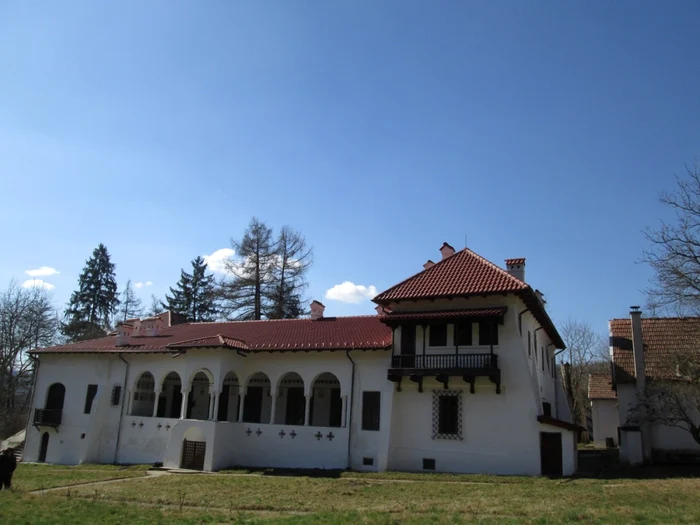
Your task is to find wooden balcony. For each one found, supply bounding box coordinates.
[33,408,62,428]
[388,353,501,393]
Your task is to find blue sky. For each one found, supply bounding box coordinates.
[1,1,699,336]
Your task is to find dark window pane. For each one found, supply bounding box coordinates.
[528,331,532,356]
[455,322,472,346]
[362,391,381,431]
[110,385,122,406]
[401,325,416,355]
[438,396,459,435]
[479,321,498,345]
[84,384,98,414]
[429,324,447,346]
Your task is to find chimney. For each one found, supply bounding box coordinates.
[375,305,387,316]
[505,258,526,282]
[310,300,325,320]
[439,242,455,260]
[423,260,435,270]
[115,323,133,347]
[630,306,645,392]
[535,289,546,307]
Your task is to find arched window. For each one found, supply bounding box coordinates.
[243,372,271,423]
[157,372,183,418]
[310,373,342,427]
[131,372,156,416]
[218,372,240,422]
[45,383,66,411]
[187,372,211,420]
[275,372,305,425]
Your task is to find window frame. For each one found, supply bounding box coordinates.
[432,390,463,440]
[84,384,98,414]
[428,323,448,347]
[478,321,498,346]
[361,391,381,431]
[454,321,472,346]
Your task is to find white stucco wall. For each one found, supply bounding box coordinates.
[591,399,618,447]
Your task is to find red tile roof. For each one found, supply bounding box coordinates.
[505,258,526,265]
[380,307,508,323]
[373,248,565,348]
[32,316,392,355]
[610,317,700,383]
[588,374,616,400]
[374,248,528,302]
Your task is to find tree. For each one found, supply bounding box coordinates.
[265,226,313,319]
[0,281,58,436]
[147,294,162,317]
[642,163,700,316]
[221,218,275,320]
[559,319,609,441]
[117,280,143,322]
[163,256,218,322]
[62,243,119,341]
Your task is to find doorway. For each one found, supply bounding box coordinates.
[540,432,563,477]
[181,439,206,470]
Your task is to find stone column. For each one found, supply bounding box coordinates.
[237,392,245,422]
[269,388,278,425]
[152,390,161,418]
[211,392,219,421]
[341,395,348,428]
[180,390,189,420]
[304,395,312,426]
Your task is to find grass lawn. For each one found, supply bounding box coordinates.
[10,463,149,492]
[2,465,699,524]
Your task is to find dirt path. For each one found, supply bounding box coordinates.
[28,469,170,494]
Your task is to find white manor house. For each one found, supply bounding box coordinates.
[24,243,578,476]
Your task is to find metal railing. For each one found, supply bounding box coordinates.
[391,353,498,370]
[33,408,63,427]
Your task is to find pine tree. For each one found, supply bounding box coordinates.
[265,226,313,319]
[118,280,144,322]
[147,294,162,317]
[62,243,120,341]
[220,218,275,320]
[163,257,218,322]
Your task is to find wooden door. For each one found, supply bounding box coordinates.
[39,432,49,462]
[540,432,563,477]
[181,440,206,470]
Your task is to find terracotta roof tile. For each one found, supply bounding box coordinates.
[610,317,700,383]
[32,316,392,355]
[588,373,616,400]
[374,248,527,302]
[505,258,526,265]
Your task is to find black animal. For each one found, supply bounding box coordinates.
[0,448,17,490]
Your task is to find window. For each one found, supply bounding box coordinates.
[528,331,531,357]
[423,458,436,470]
[455,321,472,346]
[479,321,498,346]
[362,391,381,431]
[363,457,374,466]
[432,390,462,440]
[542,402,552,417]
[84,384,98,414]
[429,324,447,346]
[541,347,545,371]
[110,385,122,407]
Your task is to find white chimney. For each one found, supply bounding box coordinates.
[423,260,435,270]
[630,306,645,392]
[310,300,325,320]
[505,258,526,282]
[439,242,455,260]
[115,323,133,346]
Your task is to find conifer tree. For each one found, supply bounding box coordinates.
[163,256,218,322]
[118,279,144,322]
[265,226,313,319]
[62,243,119,341]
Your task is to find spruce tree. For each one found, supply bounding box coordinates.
[163,257,218,322]
[118,279,144,322]
[62,243,120,341]
[265,226,313,319]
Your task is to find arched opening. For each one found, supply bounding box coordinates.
[157,372,183,418]
[45,383,65,411]
[187,372,212,420]
[131,372,156,416]
[275,372,305,425]
[217,372,240,422]
[243,372,271,423]
[39,432,50,462]
[311,373,342,427]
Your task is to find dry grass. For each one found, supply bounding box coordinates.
[12,463,149,492]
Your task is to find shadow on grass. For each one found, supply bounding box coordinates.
[222,467,344,478]
[577,449,700,480]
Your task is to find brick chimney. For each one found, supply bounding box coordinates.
[505,258,526,282]
[630,306,645,392]
[310,300,325,320]
[423,260,435,270]
[439,242,455,260]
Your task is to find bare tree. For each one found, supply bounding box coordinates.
[0,281,58,436]
[147,294,162,317]
[117,280,143,322]
[642,163,700,316]
[559,319,609,441]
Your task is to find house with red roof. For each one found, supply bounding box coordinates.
[610,309,700,465]
[23,243,576,475]
[588,373,618,447]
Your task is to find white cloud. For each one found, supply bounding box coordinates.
[325,282,378,304]
[134,281,153,289]
[22,279,55,290]
[25,266,59,277]
[203,248,235,274]
[146,281,153,286]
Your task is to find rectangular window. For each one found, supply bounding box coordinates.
[478,321,498,346]
[455,321,472,346]
[423,458,436,470]
[542,402,552,417]
[432,390,462,440]
[362,391,381,431]
[429,324,447,346]
[400,324,416,355]
[363,457,374,466]
[110,385,122,407]
[84,384,98,414]
[541,347,545,371]
[528,331,531,357]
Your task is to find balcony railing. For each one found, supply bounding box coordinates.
[34,408,63,427]
[390,353,498,371]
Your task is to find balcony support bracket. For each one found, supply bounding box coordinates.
[409,375,423,393]
[462,375,475,394]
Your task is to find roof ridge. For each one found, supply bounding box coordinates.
[188,315,381,325]
[461,247,528,288]
[610,316,700,321]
